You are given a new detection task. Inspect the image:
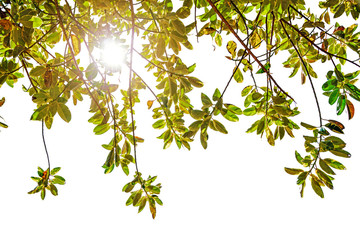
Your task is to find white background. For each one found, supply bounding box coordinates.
[1,2,360,240]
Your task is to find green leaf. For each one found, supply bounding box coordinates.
[297,172,307,185]
[334,3,345,18]
[41,188,46,200]
[152,119,166,129]
[50,167,61,175]
[323,158,346,170]
[329,89,339,105]
[212,88,221,101]
[256,62,270,74]
[311,176,324,198]
[330,149,351,158]
[345,84,360,101]
[212,119,228,134]
[52,175,66,185]
[319,159,336,175]
[30,16,43,28]
[316,169,333,189]
[93,123,110,135]
[30,66,46,77]
[225,104,242,115]
[233,67,243,83]
[201,93,212,107]
[336,95,346,115]
[241,86,253,97]
[85,62,98,80]
[57,103,71,123]
[187,77,203,88]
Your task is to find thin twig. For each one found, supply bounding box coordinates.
[41,120,51,171]
[279,17,322,127]
[129,0,140,175]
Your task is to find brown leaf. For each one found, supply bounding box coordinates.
[327,119,345,130]
[301,72,306,85]
[44,70,52,88]
[0,19,12,30]
[346,100,355,120]
[0,97,5,107]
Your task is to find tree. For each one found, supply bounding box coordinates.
[0,0,359,218]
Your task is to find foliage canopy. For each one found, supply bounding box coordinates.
[0,0,360,218]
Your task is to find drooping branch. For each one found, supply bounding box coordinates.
[280,18,360,68]
[279,17,323,127]
[205,0,295,102]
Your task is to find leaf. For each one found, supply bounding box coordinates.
[85,62,98,80]
[225,104,242,115]
[319,159,336,175]
[172,19,186,35]
[215,33,222,46]
[201,93,212,107]
[52,175,66,185]
[330,149,351,158]
[256,62,270,74]
[334,3,345,18]
[316,169,333,189]
[297,172,307,185]
[50,167,61,175]
[325,123,344,134]
[0,97,5,107]
[149,201,157,219]
[176,6,190,18]
[30,16,43,28]
[212,88,221,101]
[233,67,243,83]
[93,123,110,135]
[147,100,155,109]
[323,158,346,170]
[328,89,339,105]
[249,31,261,49]
[241,86,253,97]
[226,41,237,57]
[212,119,228,134]
[345,84,360,101]
[57,103,71,123]
[327,120,345,130]
[300,122,317,130]
[156,37,166,58]
[284,167,304,175]
[71,34,81,56]
[311,176,324,198]
[187,77,203,88]
[30,66,47,77]
[346,100,355,120]
[41,188,46,200]
[336,95,346,115]
[152,119,166,129]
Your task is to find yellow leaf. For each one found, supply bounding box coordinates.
[71,34,81,56]
[147,100,155,109]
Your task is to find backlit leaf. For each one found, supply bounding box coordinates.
[57,103,71,123]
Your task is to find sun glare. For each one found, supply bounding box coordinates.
[100,39,127,70]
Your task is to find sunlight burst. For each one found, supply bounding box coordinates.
[100,39,128,70]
